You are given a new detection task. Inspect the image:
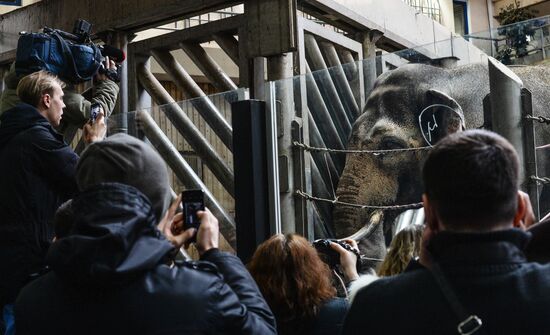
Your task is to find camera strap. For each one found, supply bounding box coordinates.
[429,261,485,335]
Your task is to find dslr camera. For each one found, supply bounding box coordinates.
[313,239,361,272]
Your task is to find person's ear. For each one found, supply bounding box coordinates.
[513,192,528,230]
[422,194,440,233]
[42,93,51,109]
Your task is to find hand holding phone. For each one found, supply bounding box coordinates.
[182,189,205,242]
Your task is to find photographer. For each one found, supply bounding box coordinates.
[15,134,276,335]
[248,234,359,335]
[0,70,106,333]
[0,57,118,139]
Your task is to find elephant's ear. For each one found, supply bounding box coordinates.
[418,89,465,146]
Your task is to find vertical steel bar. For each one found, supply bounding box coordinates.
[521,88,540,220]
[267,53,299,235]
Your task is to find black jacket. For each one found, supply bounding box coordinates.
[0,103,78,305]
[15,183,276,335]
[343,229,550,334]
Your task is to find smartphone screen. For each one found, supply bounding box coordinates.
[90,103,101,123]
[182,189,205,231]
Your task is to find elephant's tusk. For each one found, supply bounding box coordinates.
[344,210,384,241]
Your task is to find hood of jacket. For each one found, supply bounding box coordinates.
[46,182,174,287]
[0,103,51,150]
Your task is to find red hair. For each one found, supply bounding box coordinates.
[248,234,335,334]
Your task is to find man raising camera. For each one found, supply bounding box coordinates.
[0,70,106,332]
[0,56,119,140]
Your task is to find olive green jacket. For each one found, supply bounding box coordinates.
[0,63,119,135]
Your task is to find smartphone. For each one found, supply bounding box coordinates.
[90,103,101,123]
[182,189,205,238]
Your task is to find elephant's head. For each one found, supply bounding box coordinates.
[333,64,466,269]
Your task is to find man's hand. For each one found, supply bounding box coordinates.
[96,56,117,81]
[83,110,106,144]
[158,195,196,249]
[517,191,535,229]
[330,239,359,282]
[195,208,219,256]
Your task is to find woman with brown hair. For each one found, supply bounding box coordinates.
[248,234,358,335]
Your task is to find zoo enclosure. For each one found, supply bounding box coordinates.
[0,1,548,254]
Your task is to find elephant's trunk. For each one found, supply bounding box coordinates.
[333,154,400,238]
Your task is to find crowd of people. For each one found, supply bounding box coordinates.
[1,64,550,335]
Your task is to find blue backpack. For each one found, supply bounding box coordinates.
[15,30,102,83]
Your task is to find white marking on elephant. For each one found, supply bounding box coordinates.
[419,104,465,146]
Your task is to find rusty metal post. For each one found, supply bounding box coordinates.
[136,63,235,197]
[137,110,236,248]
[180,42,238,92]
[151,49,233,151]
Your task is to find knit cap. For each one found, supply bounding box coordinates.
[76,133,171,222]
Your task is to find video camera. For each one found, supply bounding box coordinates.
[16,19,125,83]
[312,239,362,273]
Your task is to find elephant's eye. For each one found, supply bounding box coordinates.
[379,137,406,150]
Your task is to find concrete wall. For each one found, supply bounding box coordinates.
[439,0,456,32]
[470,0,492,34]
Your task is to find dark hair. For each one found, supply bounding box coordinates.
[247,234,336,335]
[422,130,519,228]
[54,199,74,239]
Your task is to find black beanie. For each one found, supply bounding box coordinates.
[76,133,171,222]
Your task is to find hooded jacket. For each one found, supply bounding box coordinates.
[0,103,78,305]
[15,183,276,335]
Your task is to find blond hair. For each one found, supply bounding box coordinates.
[378,224,424,277]
[16,70,65,107]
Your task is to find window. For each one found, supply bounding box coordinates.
[453,0,469,35]
[0,0,22,5]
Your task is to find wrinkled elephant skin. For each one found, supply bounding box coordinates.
[333,62,550,270]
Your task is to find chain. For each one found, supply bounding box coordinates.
[295,190,424,211]
[525,115,550,125]
[293,141,432,154]
[531,176,550,184]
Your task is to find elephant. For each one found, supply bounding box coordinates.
[332,60,550,271]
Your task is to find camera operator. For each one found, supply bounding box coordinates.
[0,70,106,332]
[0,57,118,138]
